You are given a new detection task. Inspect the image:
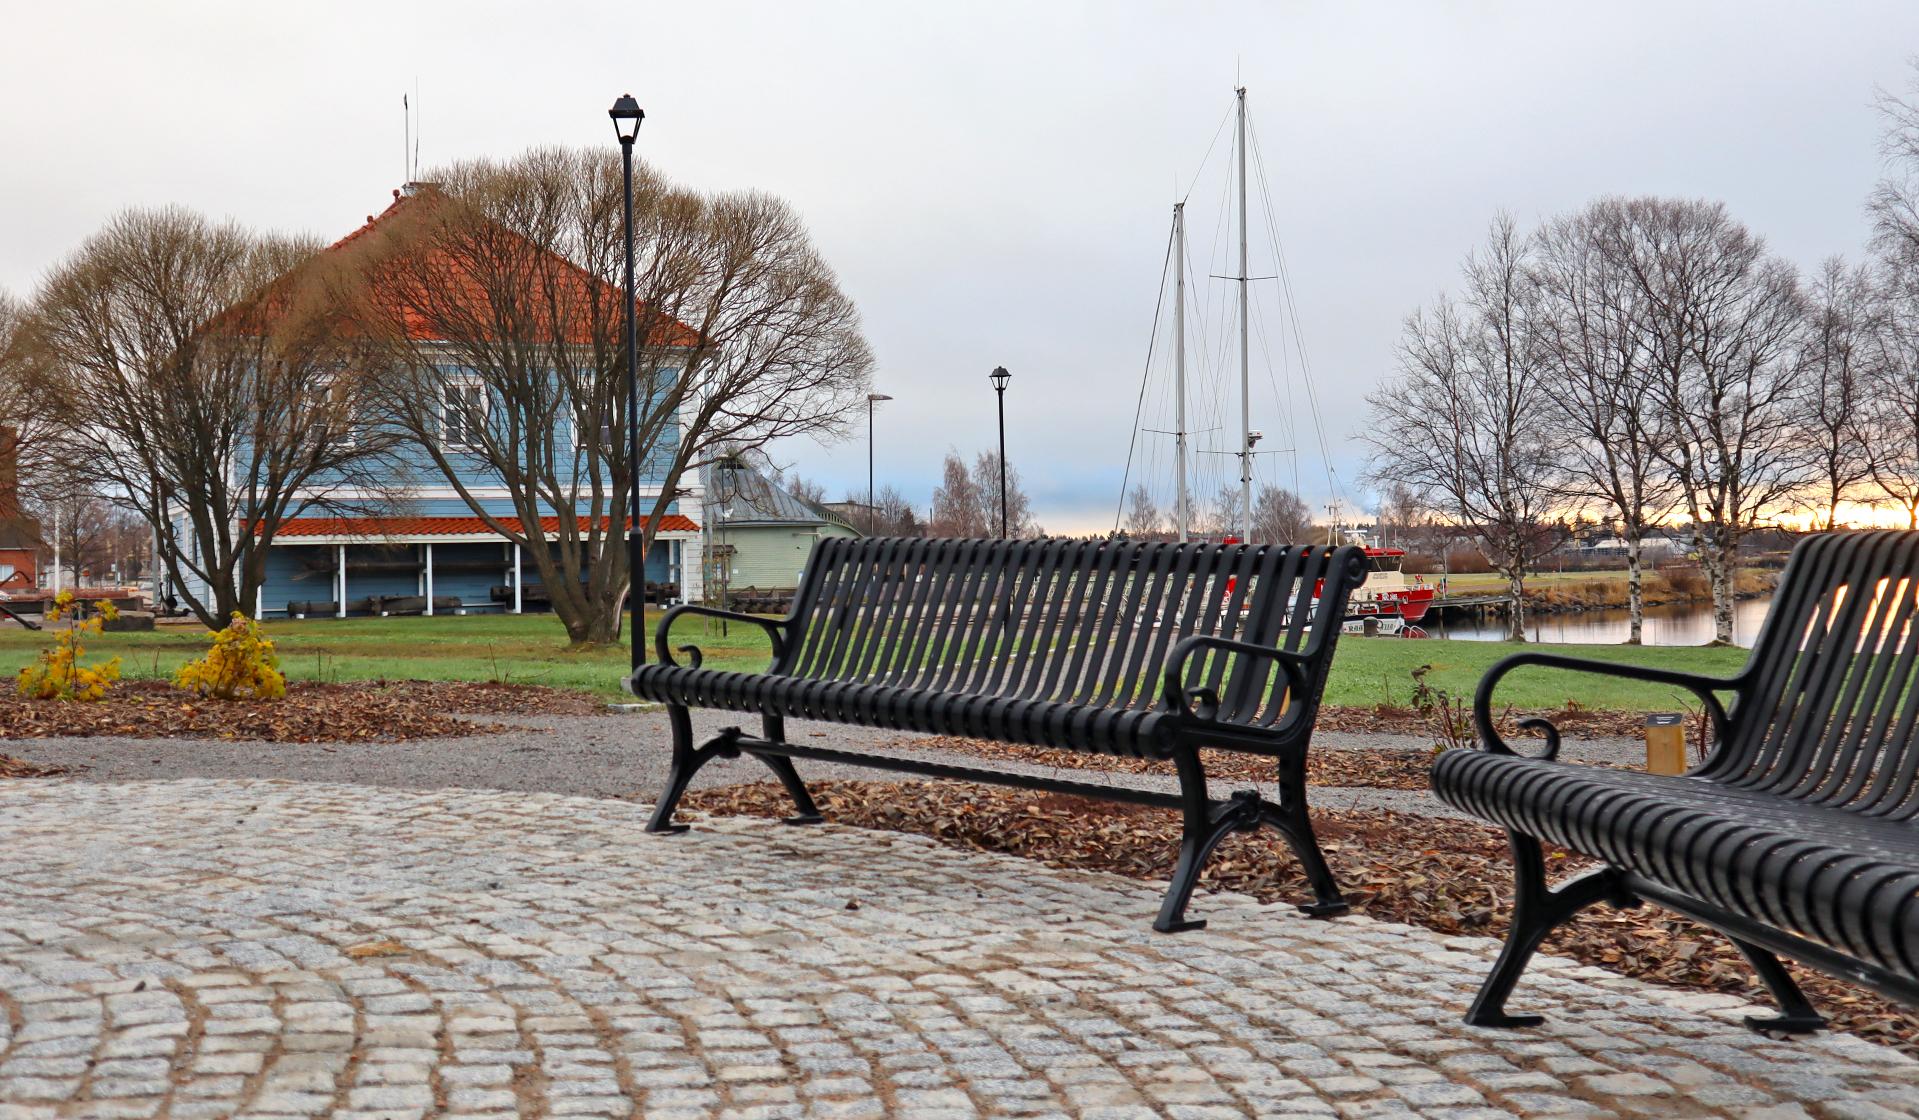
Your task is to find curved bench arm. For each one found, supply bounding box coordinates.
[1163,634,1307,722]
[1472,651,1738,762]
[652,604,790,670]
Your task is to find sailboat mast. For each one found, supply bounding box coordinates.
[1235,86,1252,541]
[1173,202,1189,543]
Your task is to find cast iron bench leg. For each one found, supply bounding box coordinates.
[1153,748,1350,934]
[645,707,824,833]
[1268,752,1348,917]
[1731,939,1827,1034]
[758,714,825,826]
[1465,832,1636,1028]
[645,704,701,834]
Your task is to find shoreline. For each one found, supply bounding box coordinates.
[1432,567,1779,616]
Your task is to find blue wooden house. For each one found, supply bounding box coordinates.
[174,185,707,619]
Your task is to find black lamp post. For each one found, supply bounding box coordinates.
[866,392,892,535]
[989,366,1011,538]
[610,93,645,670]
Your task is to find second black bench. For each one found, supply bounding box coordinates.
[1434,531,1919,1032]
[630,536,1369,932]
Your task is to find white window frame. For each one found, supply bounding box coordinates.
[442,379,488,450]
[310,372,357,448]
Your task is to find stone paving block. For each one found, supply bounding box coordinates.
[0,778,1913,1119]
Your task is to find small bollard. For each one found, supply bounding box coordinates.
[1645,713,1687,775]
[1362,616,1379,637]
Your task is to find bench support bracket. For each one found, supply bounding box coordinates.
[645,707,824,833]
[1154,747,1348,933]
[1465,831,1638,1028]
[1730,939,1827,1034]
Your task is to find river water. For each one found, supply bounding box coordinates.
[1429,596,1774,647]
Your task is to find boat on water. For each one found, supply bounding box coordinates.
[1337,547,1435,637]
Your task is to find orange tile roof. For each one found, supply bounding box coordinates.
[323,189,703,348]
[269,514,699,539]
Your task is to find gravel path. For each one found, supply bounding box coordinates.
[3,708,1644,821]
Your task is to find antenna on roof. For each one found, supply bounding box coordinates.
[402,92,410,185]
[412,78,421,180]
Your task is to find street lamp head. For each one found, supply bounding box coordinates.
[868,392,893,402]
[609,94,645,144]
[989,366,1011,392]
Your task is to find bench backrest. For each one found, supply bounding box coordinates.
[1706,531,1919,817]
[768,537,1367,733]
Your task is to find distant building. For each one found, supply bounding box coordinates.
[703,458,858,590]
[0,430,40,589]
[169,184,707,617]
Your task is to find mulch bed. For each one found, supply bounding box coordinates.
[0,680,537,742]
[1317,703,1658,741]
[681,779,1919,1054]
[894,734,1444,791]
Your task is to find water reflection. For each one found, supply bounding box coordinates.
[1431,596,1774,647]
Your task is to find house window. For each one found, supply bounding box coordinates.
[443,383,486,448]
[576,400,617,453]
[310,375,356,446]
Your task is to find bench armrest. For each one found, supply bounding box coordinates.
[652,604,791,669]
[1162,634,1306,722]
[1472,651,1737,762]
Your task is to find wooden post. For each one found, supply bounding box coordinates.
[424,543,435,616]
[513,544,523,614]
[1645,713,1687,775]
[336,545,347,618]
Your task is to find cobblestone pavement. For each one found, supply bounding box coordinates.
[1,780,1914,1120]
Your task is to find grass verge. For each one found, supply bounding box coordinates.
[0,613,1752,710]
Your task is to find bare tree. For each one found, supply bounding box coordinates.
[929,452,987,537]
[781,473,828,505]
[1373,483,1426,551]
[1599,198,1810,644]
[345,149,871,645]
[1367,215,1560,640]
[1202,483,1243,540]
[1800,257,1876,528]
[30,488,146,586]
[1870,67,1919,271]
[971,451,1038,537]
[868,484,924,537]
[0,292,56,503]
[1532,201,1678,643]
[1866,71,1919,529]
[27,207,397,627]
[1124,483,1161,539]
[1862,263,1919,527]
[1251,485,1311,544]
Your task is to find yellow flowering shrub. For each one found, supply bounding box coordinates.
[18,591,122,701]
[175,612,286,701]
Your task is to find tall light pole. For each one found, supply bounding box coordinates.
[866,392,892,535]
[990,366,1010,538]
[610,93,646,670]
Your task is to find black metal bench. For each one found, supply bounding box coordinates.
[1433,531,1919,1033]
[630,536,1368,932]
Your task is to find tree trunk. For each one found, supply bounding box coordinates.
[583,608,621,646]
[1624,539,1644,645]
[1707,551,1735,646]
[1505,570,1526,642]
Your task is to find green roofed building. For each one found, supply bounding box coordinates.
[701,457,858,595]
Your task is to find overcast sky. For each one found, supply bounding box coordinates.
[5,2,1918,533]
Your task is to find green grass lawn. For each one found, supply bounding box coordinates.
[0,612,1751,711]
